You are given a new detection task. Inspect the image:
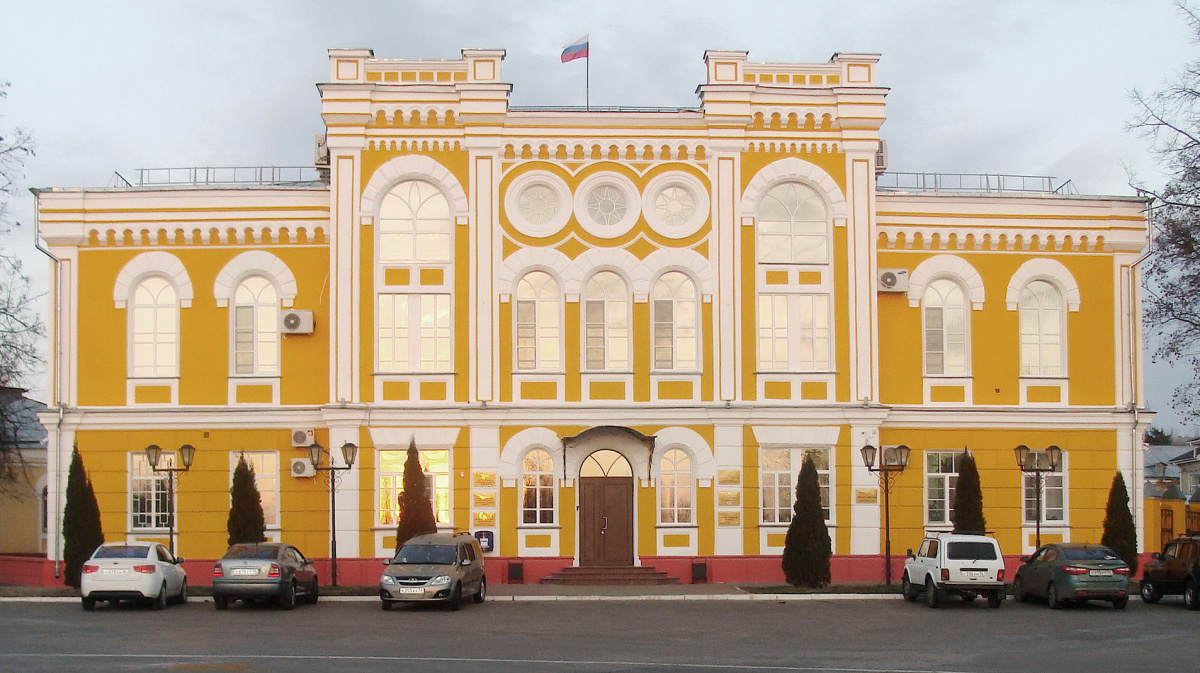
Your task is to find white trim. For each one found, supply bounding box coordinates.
[573,171,640,239]
[504,170,573,238]
[738,156,848,219]
[1006,258,1081,311]
[498,427,563,488]
[368,427,461,449]
[360,155,470,218]
[642,170,710,239]
[213,251,299,309]
[113,251,193,309]
[497,248,573,294]
[907,254,985,310]
[638,248,715,297]
[652,426,717,483]
[751,425,841,447]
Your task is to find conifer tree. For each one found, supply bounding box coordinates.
[951,452,987,533]
[1101,471,1139,575]
[62,446,103,588]
[227,455,266,546]
[781,454,831,587]
[394,439,438,550]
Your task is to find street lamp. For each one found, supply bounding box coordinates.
[861,444,911,586]
[144,443,197,557]
[308,441,358,587]
[1014,444,1062,550]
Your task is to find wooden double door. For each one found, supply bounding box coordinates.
[578,450,634,567]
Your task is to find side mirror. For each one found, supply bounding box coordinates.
[461,558,472,566]
[1152,552,1162,560]
[1019,556,1030,564]
[304,559,314,566]
[382,559,391,566]
[906,549,914,558]
[175,557,186,564]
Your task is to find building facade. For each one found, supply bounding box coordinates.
[33,47,1152,583]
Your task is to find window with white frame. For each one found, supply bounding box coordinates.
[1019,280,1065,377]
[925,451,962,525]
[1023,451,1066,523]
[515,271,561,371]
[130,452,174,529]
[761,449,792,524]
[923,278,967,376]
[756,182,829,264]
[230,452,279,527]
[802,448,831,522]
[583,271,629,371]
[658,448,693,524]
[757,295,789,371]
[378,294,451,372]
[232,276,279,376]
[131,277,179,377]
[756,294,829,372]
[652,272,698,371]
[377,449,450,526]
[520,448,555,525]
[378,180,452,264]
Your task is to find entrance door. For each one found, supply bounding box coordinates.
[579,450,634,567]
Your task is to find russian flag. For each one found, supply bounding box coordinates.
[561,35,589,63]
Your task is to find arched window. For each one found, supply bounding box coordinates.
[652,272,698,371]
[515,271,561,371]
[377,180,451,263]
[131,277,178,377]
[1019,280,1065,376]
[521,449,555,524]
[923,278,967,376]
[658,448,693,524]
[756,182,828,264]
[232,276,279,376]
[583,271,629,371]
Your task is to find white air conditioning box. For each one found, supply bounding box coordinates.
[290,457,316,478]
[877,269,909,292]
[290,428,315,447]
[280,310,314,335]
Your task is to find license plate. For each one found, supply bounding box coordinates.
[962,571,985,579]
[1089,569,1113,577]
[231,568,258,576]
[101,568,128,576]
[397,587,424,594]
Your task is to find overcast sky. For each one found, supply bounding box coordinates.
[0,0,1193,430]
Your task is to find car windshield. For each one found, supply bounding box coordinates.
[93,545,150,559]
[223,544,278,559]
[946,541,997,560]
[393,544,457,565]
[1063,547,1120,561]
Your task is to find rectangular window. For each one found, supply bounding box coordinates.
[378,294,451,372]
[757,295,789,371]
[757,294,830,372]
[130,453,173,530]
[761,449,792,524]
[230,452,279,527]
[378,449,450,526]
[925,451,962,525]
[796,295,830,371]
[1023,452,1066,523]
[802,448,831,522]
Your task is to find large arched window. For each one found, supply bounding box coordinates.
[515,271,561,371]
[756,182,828,264]
[378,180,451,263]
[583,271,629,371]
[232,276,279,376]
[521,449,555,524]
[658,448,693,524]
[923,278,967,376]
[1019,280,1065,376]
[131,277,179,377]
[652,272,698,371]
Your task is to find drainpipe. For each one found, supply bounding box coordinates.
[1127,199,1155,549]
[32,191,65,577]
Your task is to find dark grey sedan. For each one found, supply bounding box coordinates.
[212,543,319,610]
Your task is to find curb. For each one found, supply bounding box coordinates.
[0,593,898,603]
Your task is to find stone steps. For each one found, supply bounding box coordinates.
[540,566,680,585]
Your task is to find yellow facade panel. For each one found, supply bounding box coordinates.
[520,381,558,400]
[797,271,822,285]
[524,533,552,548]
[235,385,273,404]
[589,381,625,400]
[765,270,789,285]
[767,533,787,547]
[657,380,693,400]
[1027,385,1062,403]
[384,268,410,286]
[763,381,791,399]
[133,386,172,404]
[662,534,691,548]
[420,381,447,401]
[800,381,827,400]
[929,386,965,403]
[382,381,410,401]
[419,268,444,286]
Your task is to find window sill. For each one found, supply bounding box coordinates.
[656,523,699,529]
[516,524,561,530]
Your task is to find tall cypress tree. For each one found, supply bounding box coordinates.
[1101,471,1139,575]
[952,452,987,533]
[62,446,104,588]
[781,454,831,588]
[394,439,438,550]
[227,455,267,546]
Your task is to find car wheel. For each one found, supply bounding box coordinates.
[448,583,462,611]
[901,574,918,602]
[925,578,941,609]
[1112,596,1129,610]
[987,589,1002,608]
[177,579,188,605]
[1185,581,1200,611]
[281,581,297,611]
[1013,576,1027,602]
[1047,582,1062,610]
[214,596,229,610]
[81,596,96,612]
[1140,579,1162,604]
[153,582,168,610]
[474,577,486,604]
[306,578,319,605]
[961,592,977,605]
[381,600,393,611]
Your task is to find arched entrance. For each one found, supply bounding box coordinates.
[579,449,634,567]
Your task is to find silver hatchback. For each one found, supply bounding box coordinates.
[379,533,485,611]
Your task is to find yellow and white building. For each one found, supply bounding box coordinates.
[32,47,1152,583]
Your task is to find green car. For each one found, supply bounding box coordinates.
[1013,543,1131,609]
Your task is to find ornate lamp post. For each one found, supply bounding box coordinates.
[1014,444,1062,550]
[308,441,358,587]
[861,443,911,586]
[144,443,197,557]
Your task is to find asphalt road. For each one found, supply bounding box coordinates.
[0,594,1196,673]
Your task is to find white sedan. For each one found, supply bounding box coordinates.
[80,542,188,610]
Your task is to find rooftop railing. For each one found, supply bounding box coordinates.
[877,172,1077,195]
[111,166,327,188]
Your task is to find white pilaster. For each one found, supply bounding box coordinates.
[849,424,881,555]
[471,153,498,402]
[714,154,739,402]
[713,423,743,555]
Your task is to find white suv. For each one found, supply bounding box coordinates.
[902,532,1006,608]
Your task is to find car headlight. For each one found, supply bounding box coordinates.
[380,575,396,585]
[430,575,452,586]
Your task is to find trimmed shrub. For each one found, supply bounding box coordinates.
[951,452,987,534]
[1101,471,1139,575]
[394,439,438,550]
[227,455,267,546]
[62,447,103,588]
[781,454,831,588]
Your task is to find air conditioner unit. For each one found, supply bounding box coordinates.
[280,310,314,335]
[290,457,316,478]
[290,428,315,447]
[877,268,909,293]
[875,139,888,174]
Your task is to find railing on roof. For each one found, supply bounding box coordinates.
[112,166,327,188]
[877,172,1077,195]
[508,105,701,113]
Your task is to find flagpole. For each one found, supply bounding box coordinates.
[586,54,590,111]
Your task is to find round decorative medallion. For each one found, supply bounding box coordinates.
[504,171,572,237]
[573,172,640,238]
[642,171,709,238]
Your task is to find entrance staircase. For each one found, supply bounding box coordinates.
[540,566,680,585]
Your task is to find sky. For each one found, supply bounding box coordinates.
[0,0,1194,430]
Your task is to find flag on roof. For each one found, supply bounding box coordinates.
[561,35,589,63]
